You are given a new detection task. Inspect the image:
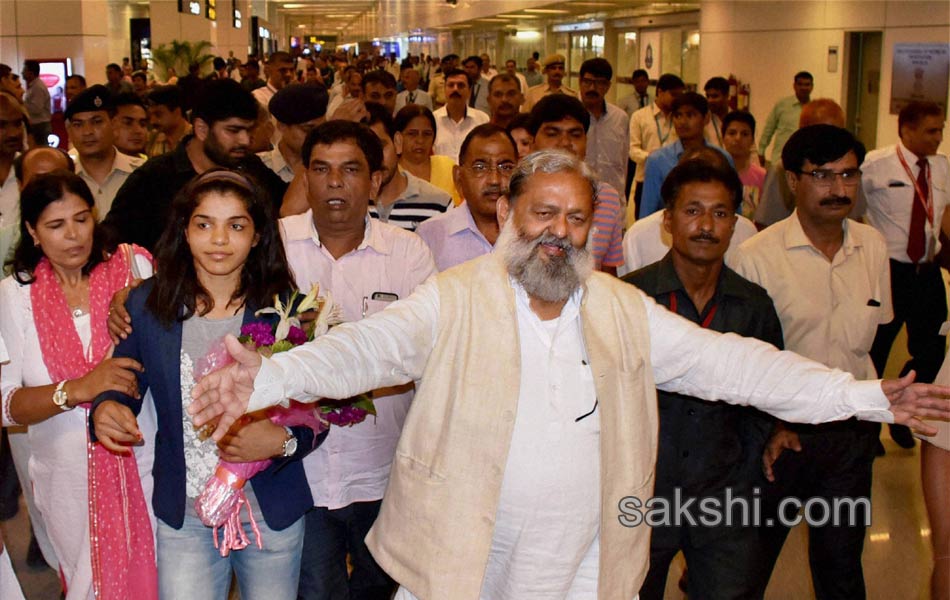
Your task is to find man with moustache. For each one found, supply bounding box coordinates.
[189,147,950,600]
[64,74,86,105]
[462,56,491,115]
[580,58,629,198]
[275,120,435,600]
[487,74,523,130]
[733,125,892,598]
[432,68,489,163]
[625,159,779,599]
[429,54,459,110]
[524,54,578,112]
[863,102,949,449]
[416,124,518,270]
[144,85,191,158]
[503,60,529,107]
[106,79,287,250]
[66,85,144,219]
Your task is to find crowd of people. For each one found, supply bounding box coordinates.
[0,45,947,600]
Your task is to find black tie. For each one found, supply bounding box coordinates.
[469,84,478,108]
[408,92,415,104]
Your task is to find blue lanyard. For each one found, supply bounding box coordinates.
[655,113,672,145]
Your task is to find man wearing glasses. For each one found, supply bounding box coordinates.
[579,58,629,198]
[416,124,518,271]
[733,125,892,598]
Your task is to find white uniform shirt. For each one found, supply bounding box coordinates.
[629,103,677,184]
[732,211,893,379]
[861,141,950,263]
[432,106,489,163]
[73,149,143,220]
[0,165,18,229]
[278,212,436,508]
[394,89,433,113]
[258,146,295,183]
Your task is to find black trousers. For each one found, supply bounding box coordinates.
[639,525,767,600]
[870,260,947,382]
[759,421,878,600]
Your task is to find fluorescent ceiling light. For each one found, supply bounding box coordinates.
[514,31,541,40]
[498,14,539,19]
[524,8,571,14]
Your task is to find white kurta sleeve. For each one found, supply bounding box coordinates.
[641,289,893,424]
[248,277,441,412]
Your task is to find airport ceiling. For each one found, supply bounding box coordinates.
[279,0,700,40]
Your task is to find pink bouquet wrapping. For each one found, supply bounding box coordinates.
[192,286,374,557]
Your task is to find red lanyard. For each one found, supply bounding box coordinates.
[669,292,718,329]
[896,145,934,225]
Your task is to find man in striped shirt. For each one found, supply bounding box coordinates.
[529,94,625,275]
[364,103,453,231]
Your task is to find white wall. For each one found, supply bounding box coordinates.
[700,0,950,153]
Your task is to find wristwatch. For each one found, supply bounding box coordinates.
[281,426,298,458]
[52,381,73,411]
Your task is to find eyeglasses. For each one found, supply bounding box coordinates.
[465,162,517,177]
[579,77,610,88]
[797,168,861,187]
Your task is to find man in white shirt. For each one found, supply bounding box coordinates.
[191,149,950,600]
[863,101,949,449]
[462,56,491,115]
[503,59,529,107]
[66,85,143,219]
[259,82,328,183]
[279,119,435,600]
[579,57,629,198]
[618,68,652,118]
[0,94,24,228]
[394,66,432,113]
[21,60,51,147]
[432,69,488,163]
[733,125,892,598]
[251,51,295,114]
[629,73,684,220]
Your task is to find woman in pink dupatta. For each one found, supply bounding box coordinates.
[0,171,157,600]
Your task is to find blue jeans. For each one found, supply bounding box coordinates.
[297,501,396,600]
[157,513,304,600]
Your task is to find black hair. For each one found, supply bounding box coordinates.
[579,58,612,81]
[704,76,729,95]
[442,54,459,63]
[722,110,756,137]
[131,71,147,83]
[462,55,483,69]
[113,92,146,112]
[394,104,437,133]
[782,124,866,174]
[898,101,945,132]
[146,169,295,326]
[656,73,685,92]
[442,68,469,85]
[529,94,590,135]
[67,74,87,87]
[361,69,397,91]
[301,120,383,173]
[794,71,814,82]
[362,102,396,140]
[23,60,40,76]
[11,171,116,283]
[106,63,122,72]
[458,124,517,165]
[489,73,521,92]
[507,113,533,135]
[671,92,709,116]
[632,68,649,80]
[147,85,183,112]
[661,159,743,212]
[192,79,257,126]
[13,148,75,184]
[213,57,227,70]
[0,64,11,79]
[267,51,293,65]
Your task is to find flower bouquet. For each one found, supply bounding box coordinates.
[193,285,375,556]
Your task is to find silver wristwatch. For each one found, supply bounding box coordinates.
[52,381,73,411]
[281,426,298,457]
